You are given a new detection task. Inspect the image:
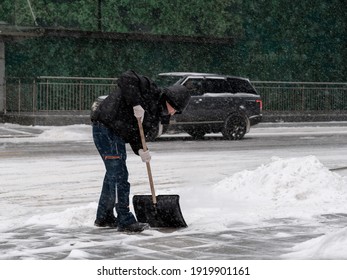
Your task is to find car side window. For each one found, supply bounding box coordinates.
[183,78,203,96]
[204,79,231,93]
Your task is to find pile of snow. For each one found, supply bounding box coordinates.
[282,227,347,259]
[25,203,97,228]
[37,125,92,142]
[182,156,347,228]
[215,155,346,217]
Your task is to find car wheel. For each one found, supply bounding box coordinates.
[186,128,206,139]
[222,113,247,140]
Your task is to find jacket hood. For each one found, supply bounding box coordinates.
[162,85,191,113]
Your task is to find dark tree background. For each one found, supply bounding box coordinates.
[1,0,345,81]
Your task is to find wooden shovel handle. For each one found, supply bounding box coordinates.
[137,117,157,204]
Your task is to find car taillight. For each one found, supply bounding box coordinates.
[256,99,262,111]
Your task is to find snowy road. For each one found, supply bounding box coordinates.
[1,122,347,259]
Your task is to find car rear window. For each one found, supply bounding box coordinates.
[227,78,257,94]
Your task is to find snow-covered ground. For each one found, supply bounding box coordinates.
[1,123,347,260]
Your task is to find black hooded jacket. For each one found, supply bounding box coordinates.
[91,70,166,154]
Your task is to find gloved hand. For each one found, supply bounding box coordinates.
[139,149,151,162]
[133,105,145,123]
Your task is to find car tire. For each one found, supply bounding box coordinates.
[222,113,247,140]
[186,128,206,139]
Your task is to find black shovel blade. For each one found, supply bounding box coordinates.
[133,195,187,228]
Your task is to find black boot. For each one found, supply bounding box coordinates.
[118,222,149,232]
[94,217,118,228]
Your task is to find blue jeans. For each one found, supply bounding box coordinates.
[92,122,137,227]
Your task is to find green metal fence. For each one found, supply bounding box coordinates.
[3,77,347,114]
[4,76,118,113]
[252,81,347,111]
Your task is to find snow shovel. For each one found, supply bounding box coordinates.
[132,117,187,228]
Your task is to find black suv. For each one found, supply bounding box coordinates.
[156,72,262,140]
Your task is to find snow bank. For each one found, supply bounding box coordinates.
[282,227,347,259]
[214,155,346,217]
[25,203,97,228]
[182,156,347,229]
[0,124,93,143]
[179,155,347,259]
[37,125,92,142]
